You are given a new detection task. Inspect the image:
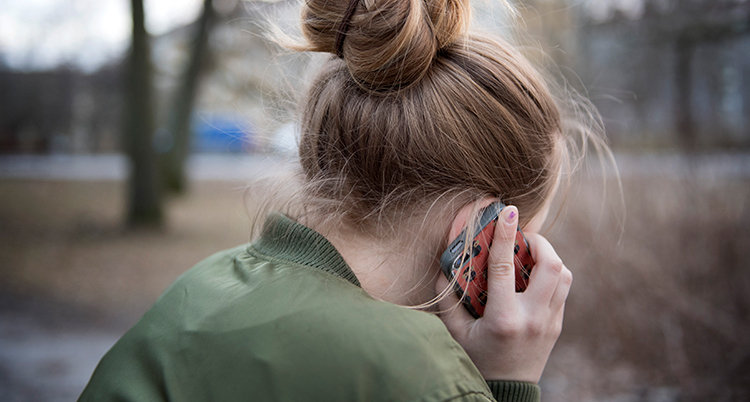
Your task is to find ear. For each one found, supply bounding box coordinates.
[448,198,499,240]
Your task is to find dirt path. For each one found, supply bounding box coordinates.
[0,293,124,402]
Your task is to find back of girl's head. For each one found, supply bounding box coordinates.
[288,0,593,236]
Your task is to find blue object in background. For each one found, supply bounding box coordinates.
[192,114,254,153]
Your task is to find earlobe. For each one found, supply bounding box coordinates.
[449,198,499,240]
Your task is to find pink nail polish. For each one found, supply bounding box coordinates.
[506,208,517,224]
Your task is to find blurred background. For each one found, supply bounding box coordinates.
[0,0,748,401]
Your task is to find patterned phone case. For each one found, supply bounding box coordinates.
[439,202,535,318]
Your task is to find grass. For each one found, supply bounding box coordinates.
[0,171,748,401]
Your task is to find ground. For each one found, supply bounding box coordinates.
[0,180,253,401]
[1,153,749,401]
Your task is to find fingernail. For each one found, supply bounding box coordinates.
[505,206,517,225]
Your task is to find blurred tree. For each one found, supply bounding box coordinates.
[572,0,750,150]
[655,0,750,151]
[125,0,162,226]
[161,0,217,193]
[0,70,75,153]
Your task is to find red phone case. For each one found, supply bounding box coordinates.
[439,202,535,318]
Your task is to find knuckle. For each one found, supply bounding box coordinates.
[488,261,514,277]
[548,258,564,273]
[561,267,573,286]
[487,315,521,338]
[526,319,545,337]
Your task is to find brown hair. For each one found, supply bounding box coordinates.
[285,0,577,236]
[252,0,614,250]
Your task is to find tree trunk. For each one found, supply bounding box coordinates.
[162,0,216,193]
[674,37,696,151]
[126,0,162,226]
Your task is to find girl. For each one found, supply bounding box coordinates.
[80,0,602,400]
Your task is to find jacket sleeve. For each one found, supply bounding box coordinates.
[485,380,541,402]
[439,381,540,402]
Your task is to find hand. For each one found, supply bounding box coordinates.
[436,205,572,383]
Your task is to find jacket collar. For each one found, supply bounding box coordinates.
[249,213,361,287]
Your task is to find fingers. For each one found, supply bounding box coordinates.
[434,211,571,383]
[522,233,564,305]
[549,265,572,311]
[484,205,520,316]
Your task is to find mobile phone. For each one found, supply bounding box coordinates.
[439,201,535,318]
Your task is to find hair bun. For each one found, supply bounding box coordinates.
[301,0,470,90]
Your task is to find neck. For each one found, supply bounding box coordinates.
[313,221,445,308]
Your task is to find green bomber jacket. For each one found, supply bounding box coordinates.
[79,213,541,402]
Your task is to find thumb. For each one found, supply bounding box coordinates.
[484,205,519,315]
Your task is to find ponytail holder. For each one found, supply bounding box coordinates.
[334,0,362,58]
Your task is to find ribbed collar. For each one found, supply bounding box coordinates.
[248,213,361,287]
